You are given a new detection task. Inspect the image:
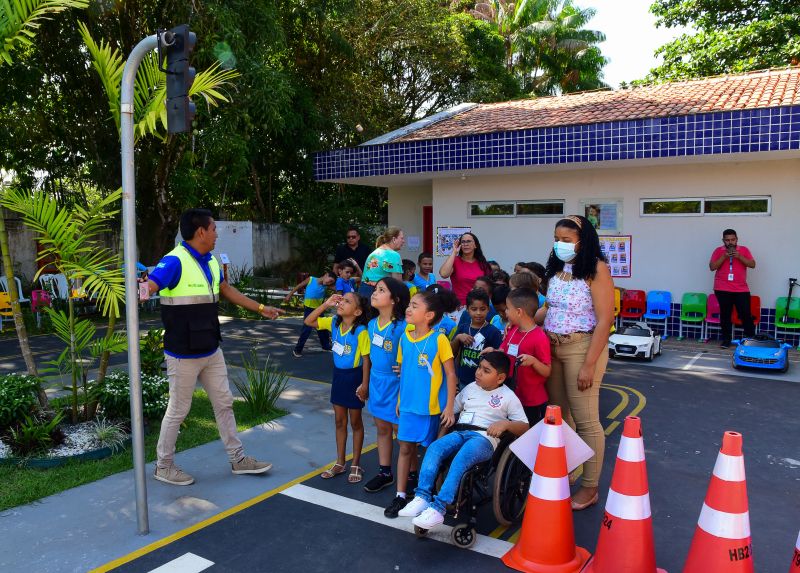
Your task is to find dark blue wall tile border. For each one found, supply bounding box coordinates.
[314,106,800,181]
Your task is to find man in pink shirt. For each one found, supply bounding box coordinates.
[709,229,756,348]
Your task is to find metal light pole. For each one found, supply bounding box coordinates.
[121,33,158,536]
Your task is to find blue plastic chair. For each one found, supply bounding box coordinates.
[643,290,672,336]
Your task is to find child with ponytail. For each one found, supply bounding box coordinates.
[383,288,458,518]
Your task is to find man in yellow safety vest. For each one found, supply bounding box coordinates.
[145,208,283,486]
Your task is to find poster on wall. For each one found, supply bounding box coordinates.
[436,226,471,256]
[580,198,623,234]
[599,235,632,278]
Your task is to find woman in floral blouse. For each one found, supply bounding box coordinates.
[536,215,614,511]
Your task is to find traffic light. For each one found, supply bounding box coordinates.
[164,24,196,134]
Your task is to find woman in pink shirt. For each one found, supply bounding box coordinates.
[438,233,492,306]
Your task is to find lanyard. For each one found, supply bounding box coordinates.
[469,321,487,337]
[411,331,432,359]
[510,326,535,348]
[729,256,734,273]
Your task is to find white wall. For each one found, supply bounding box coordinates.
[414,158,800,307]
[388,184,432,260]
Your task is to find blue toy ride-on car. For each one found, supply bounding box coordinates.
[731,335,792,373]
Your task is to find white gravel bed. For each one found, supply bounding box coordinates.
[0,421,123,459]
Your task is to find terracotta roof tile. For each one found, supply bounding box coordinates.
[395,68,800,143]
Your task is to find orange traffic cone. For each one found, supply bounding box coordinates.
[502,405,590,573]
[683,431,753,573]
[789,529,800,572]
[583,416,666,573]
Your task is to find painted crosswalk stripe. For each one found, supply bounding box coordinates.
[147,553,214,573]
[281,483,513,558]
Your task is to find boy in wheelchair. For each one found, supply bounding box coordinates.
[398,351,529,530]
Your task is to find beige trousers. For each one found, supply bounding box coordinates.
[156,348,243,468]
[545,336,608,488]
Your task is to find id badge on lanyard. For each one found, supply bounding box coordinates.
[728,257,734,282]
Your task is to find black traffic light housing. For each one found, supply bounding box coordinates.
[161,24,196,134]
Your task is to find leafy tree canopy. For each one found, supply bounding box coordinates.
[647,0,800,82]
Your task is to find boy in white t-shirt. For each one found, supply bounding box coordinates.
[398,351,529,530]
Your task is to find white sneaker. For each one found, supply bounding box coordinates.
[398,496,429,517]
[412,507,445,530]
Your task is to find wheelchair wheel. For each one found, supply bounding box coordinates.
[492,447,531,526]
[414,525,428,538]
[450,523,477,549]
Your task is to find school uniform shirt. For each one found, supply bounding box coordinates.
[317,317,370,369]
[433,315,458,340]
[454,322,503,385]
[397,330,454,415]
[404,281,418,296]
[335,277,356,294]
[367,317,407,374]
[490,314,506,332]
[412,273,437,290]
[303,277,328,308]
[499,326,551,407]
[454,382,527,449]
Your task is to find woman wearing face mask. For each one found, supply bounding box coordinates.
[535,215,614,511]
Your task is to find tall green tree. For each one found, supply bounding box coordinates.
[647,0,800,81]
[0,0,88,404]
[468,0,608,95]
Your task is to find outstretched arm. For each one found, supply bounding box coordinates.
[220,282,283,319]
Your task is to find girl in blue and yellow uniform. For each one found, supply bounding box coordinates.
[304,292,372,484]
[384,288,458,518]
[361,278,411,493]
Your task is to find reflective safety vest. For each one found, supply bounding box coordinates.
[160,245,222,356]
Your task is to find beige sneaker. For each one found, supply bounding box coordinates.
[154,464,195,486]
[231,456,273,475]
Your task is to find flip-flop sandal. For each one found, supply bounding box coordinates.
[321,463,346,479]
[348,465,364,483]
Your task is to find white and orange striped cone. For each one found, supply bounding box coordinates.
[682,431,753,573]
[583,416,666,573]
[502,405,590,573]
[789,530,800,572]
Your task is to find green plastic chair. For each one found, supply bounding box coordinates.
[679,292,707,339]
[775,297,800,337]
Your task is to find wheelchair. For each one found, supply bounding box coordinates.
[413,425,532,549]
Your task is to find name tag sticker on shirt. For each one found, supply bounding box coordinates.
[372,333,385,347]
[508,344,520,357]
[332,341,345,356]
[728,273,734,281]
[459,411,475,424]
[472,333,485,349]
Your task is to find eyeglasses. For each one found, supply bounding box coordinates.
[347,235,358,239]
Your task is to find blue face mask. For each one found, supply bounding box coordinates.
[554,241,576,262]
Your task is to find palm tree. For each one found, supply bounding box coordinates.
[0,188,127,422]
[77,22,240,381]
[0,0,89,406]
[469,0,607,95]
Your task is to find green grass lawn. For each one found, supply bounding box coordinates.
[0,390,286,512]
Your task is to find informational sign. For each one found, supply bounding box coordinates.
[436,226,471,256]
[599,235,632,278]
[581,198,623,234]
[407,235,421,251]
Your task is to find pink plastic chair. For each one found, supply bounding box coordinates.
[704,293,720,341]
[31,289,51,327]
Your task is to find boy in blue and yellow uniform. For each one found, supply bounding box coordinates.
[285,271,337,356]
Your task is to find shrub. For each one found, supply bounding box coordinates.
[139,329,165,376]
[8,412,65,457]
[0,373,42,432]
[95,370,169,421]
[232,351,289,418]
[91,418,129,451]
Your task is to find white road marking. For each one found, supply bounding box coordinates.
[147,553,214,573]
[682,352,704,371]
[281,483,513,558]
